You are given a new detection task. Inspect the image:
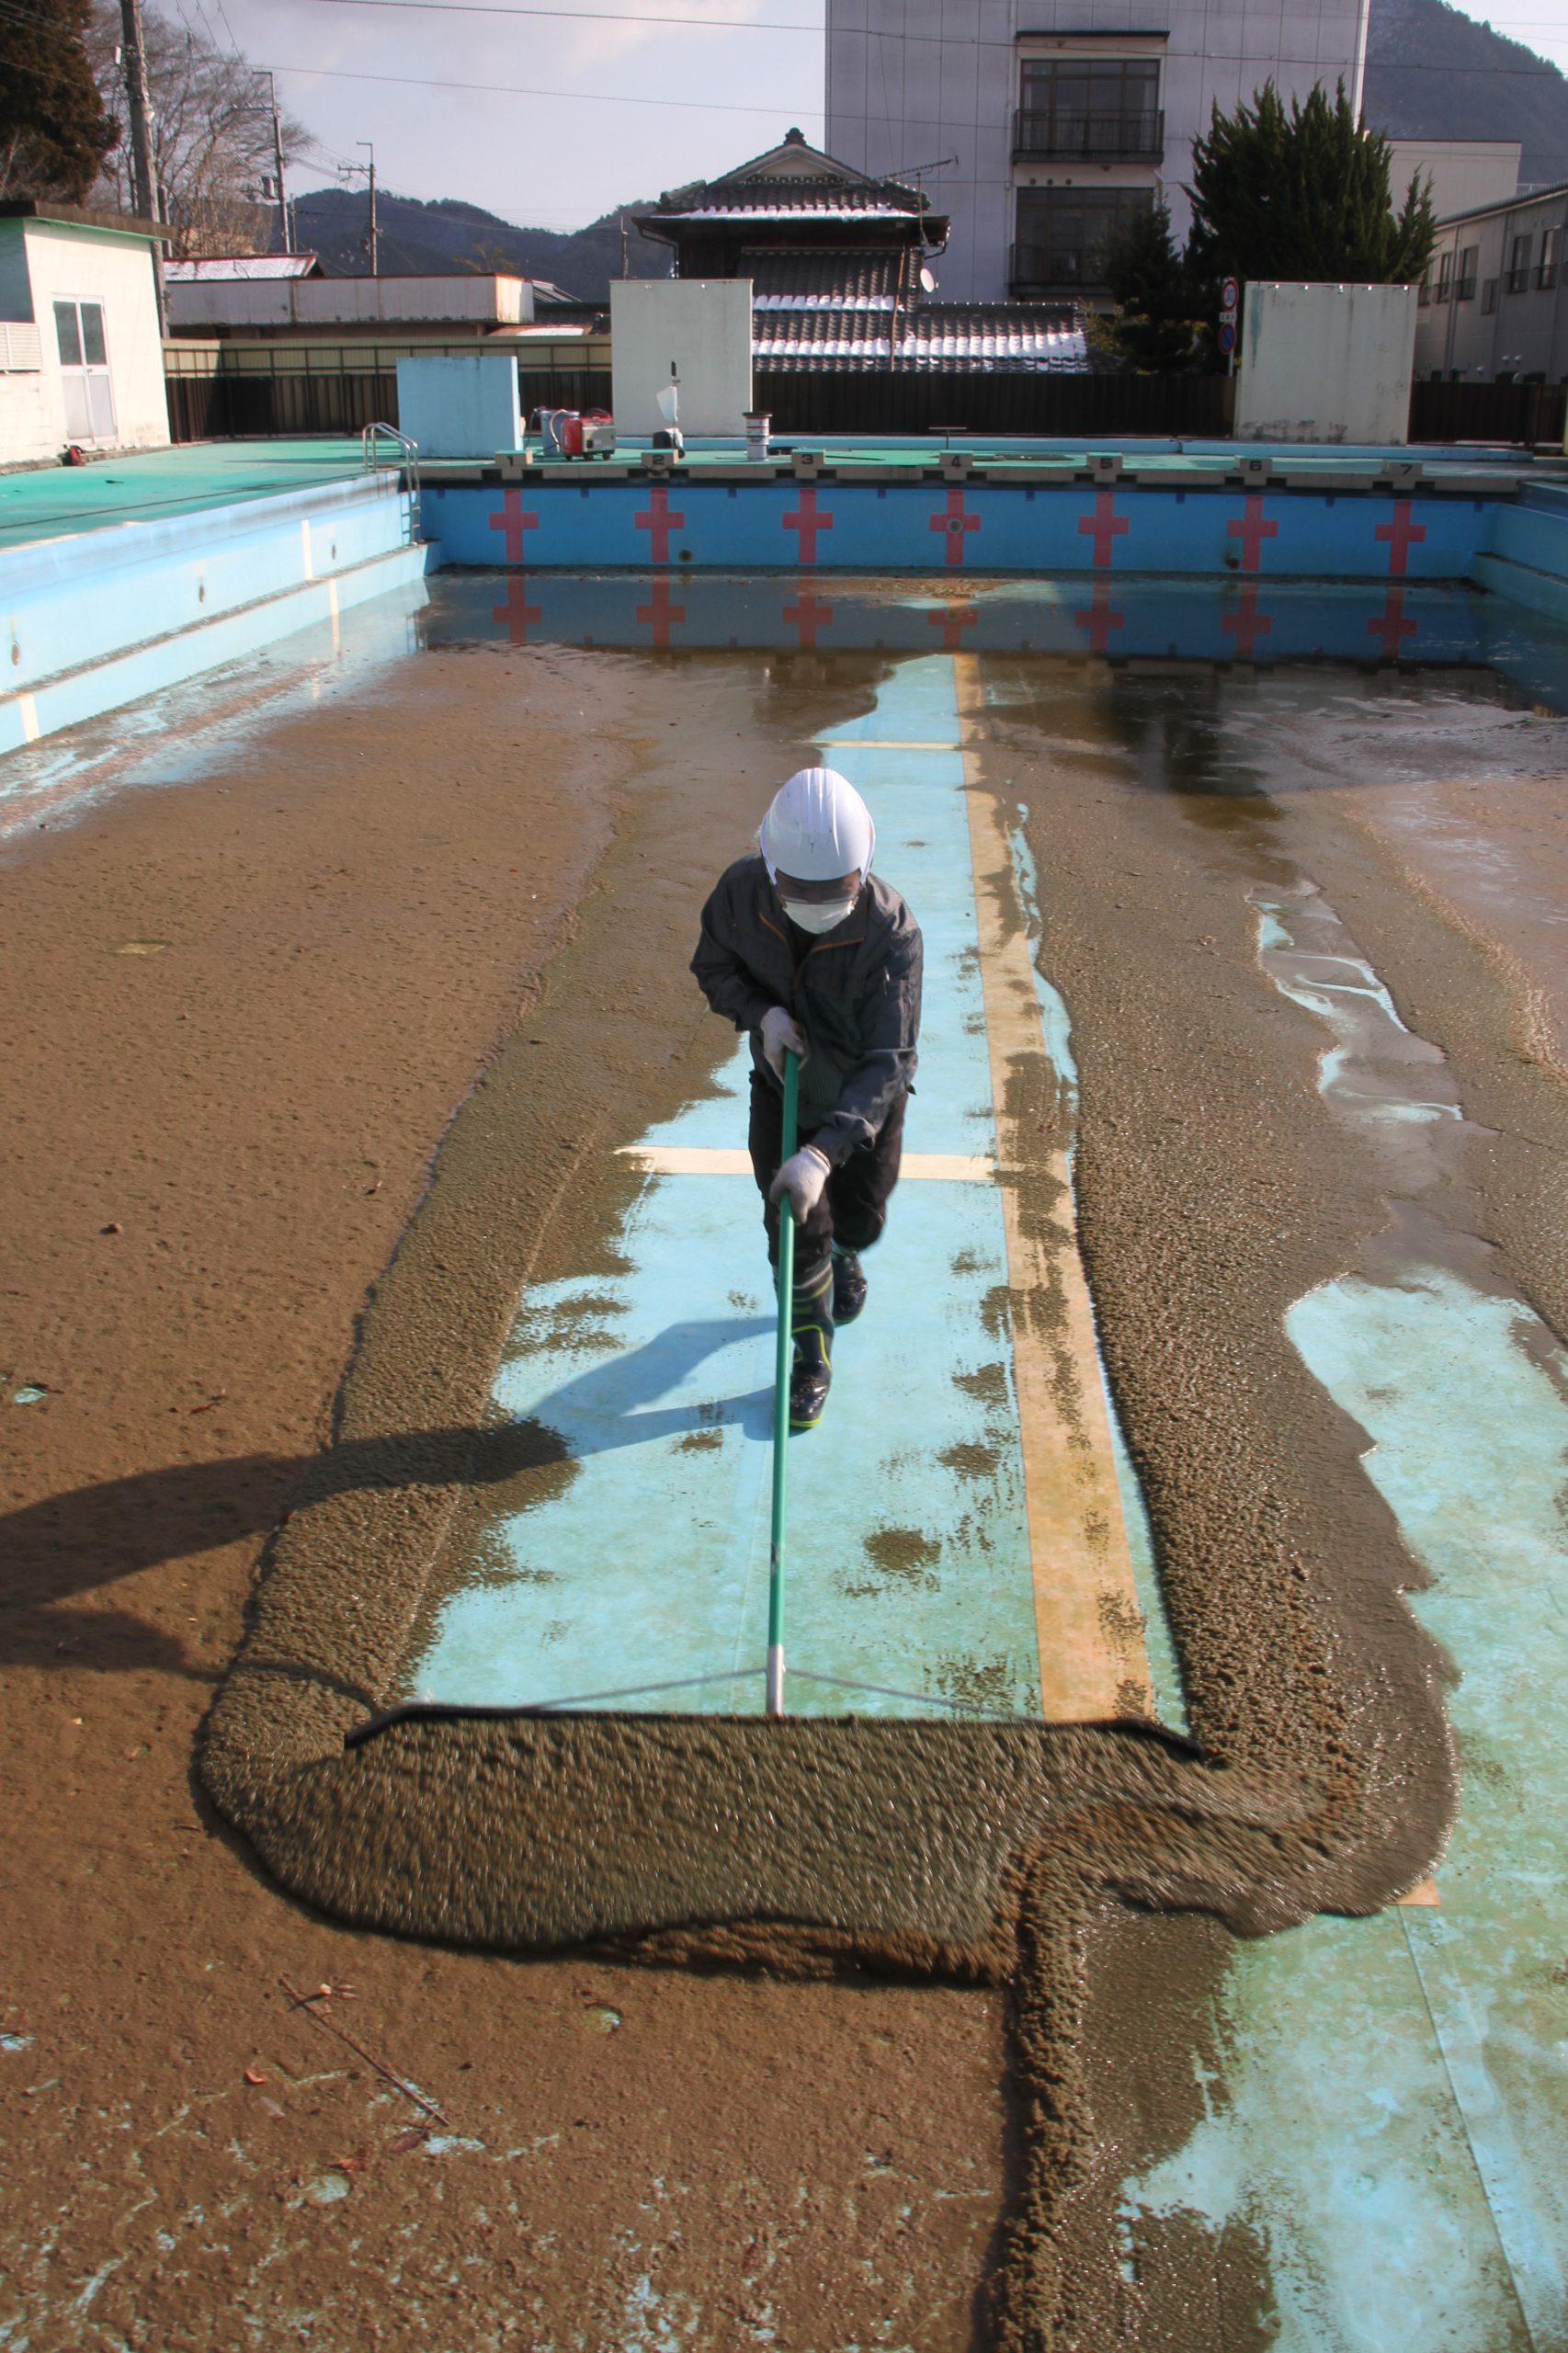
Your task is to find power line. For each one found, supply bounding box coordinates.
[295,0,1568,58]
[269,58,824,110]
[305,0,823,24]
[2,0,1567,71]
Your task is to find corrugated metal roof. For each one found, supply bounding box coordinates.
[747,249,899,311]
[165,253,320,281]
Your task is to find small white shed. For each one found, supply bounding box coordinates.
[0,201,171,468]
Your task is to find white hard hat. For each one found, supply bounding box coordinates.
[759,767,875,884]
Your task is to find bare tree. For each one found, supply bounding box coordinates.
[86,4,312,256]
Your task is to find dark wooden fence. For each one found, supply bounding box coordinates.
[1408,378,1567,448]
[752,368,1235,438]
[166,363,615,442]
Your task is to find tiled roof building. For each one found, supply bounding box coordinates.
[641,128,1085,375]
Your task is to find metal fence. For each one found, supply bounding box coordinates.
[752,368,1235,438]
[1409,378,1567,447]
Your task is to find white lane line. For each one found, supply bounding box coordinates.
[619,1146,995,1181]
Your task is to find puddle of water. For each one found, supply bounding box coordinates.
[420,574,1568,711]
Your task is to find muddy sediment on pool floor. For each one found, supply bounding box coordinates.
[197,652,1548,2346]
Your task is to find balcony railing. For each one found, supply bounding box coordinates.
[1506,267,1530,294]
[1012,108,1165,162]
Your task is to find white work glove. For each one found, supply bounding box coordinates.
[769,1144,831,1226]
[759,1005,808,1081]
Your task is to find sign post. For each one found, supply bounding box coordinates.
[1220,275,1241,376]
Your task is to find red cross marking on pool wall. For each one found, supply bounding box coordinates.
[636,576,686,647]
[1226,494,1278,574]
[1073,579,1125,654]
[783,485,835,565]
[1077,489,1130,569]
[634,483,685,565]
[1221,584,1272,661]
[930,489,981,569]
[491,575,542,644]
[783,584,834,648]
[488,488,539,563]
[1367,587,1417,660]
[1375,499,1426,579]
[926,601,978,648]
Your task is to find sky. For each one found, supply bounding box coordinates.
[204,0,1566,233]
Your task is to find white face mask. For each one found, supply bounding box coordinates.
[783,895,856,935]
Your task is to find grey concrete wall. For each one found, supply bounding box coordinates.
[827,0,1370,302]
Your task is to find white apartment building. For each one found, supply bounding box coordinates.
[825,0,1370,301]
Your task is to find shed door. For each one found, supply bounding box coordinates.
[54,299,117,442]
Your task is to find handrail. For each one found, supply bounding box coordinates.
[360,420,422,544]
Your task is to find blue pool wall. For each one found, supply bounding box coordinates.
[425,477,1504,581]
[0,474,425,756]
[425,463,1568,586]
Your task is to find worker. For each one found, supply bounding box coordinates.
[691,767,923,1430]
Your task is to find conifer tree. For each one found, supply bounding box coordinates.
[0,0,118,203]
[1096,199,1204,371]
[1187,79,1437,290]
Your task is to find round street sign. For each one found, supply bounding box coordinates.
[1218,320,1237,355]
[1221,275,1241,312]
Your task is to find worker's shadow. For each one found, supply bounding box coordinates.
[515,1313,777,1461]
[0,1314,773,1677]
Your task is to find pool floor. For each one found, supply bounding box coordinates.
[9,569,1568,2347]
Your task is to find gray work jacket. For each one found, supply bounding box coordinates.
[691,855,922,1164]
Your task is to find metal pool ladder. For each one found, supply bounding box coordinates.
[361,422,423,545]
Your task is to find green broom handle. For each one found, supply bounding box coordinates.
[767,1048,799,1718]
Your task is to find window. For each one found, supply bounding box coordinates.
[1456,244,1478,301]
[1482,278,1498,313]
[1538,225,1561,290]
[1016,59,1162,160]
[1506,233,1532,294]
[1434,252,1452,303]
[1417,278,1431,306]
[52,297,114,439]
[1012,187,1153,291]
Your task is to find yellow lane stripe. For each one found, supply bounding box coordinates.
[619,1145,995,1182]
[954,651,1154,1722]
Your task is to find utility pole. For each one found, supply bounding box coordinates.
[619,210,629,278]
[358,141,378,276]
[265,71,288,256]
[119,0,166,333]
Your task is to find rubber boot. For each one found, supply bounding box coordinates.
[831,1244,868,1325]
[790,1258,835,1431]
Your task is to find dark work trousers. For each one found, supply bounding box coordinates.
[748,1073,907,1291]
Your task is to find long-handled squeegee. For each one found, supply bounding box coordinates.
[766,1048,800,1717]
